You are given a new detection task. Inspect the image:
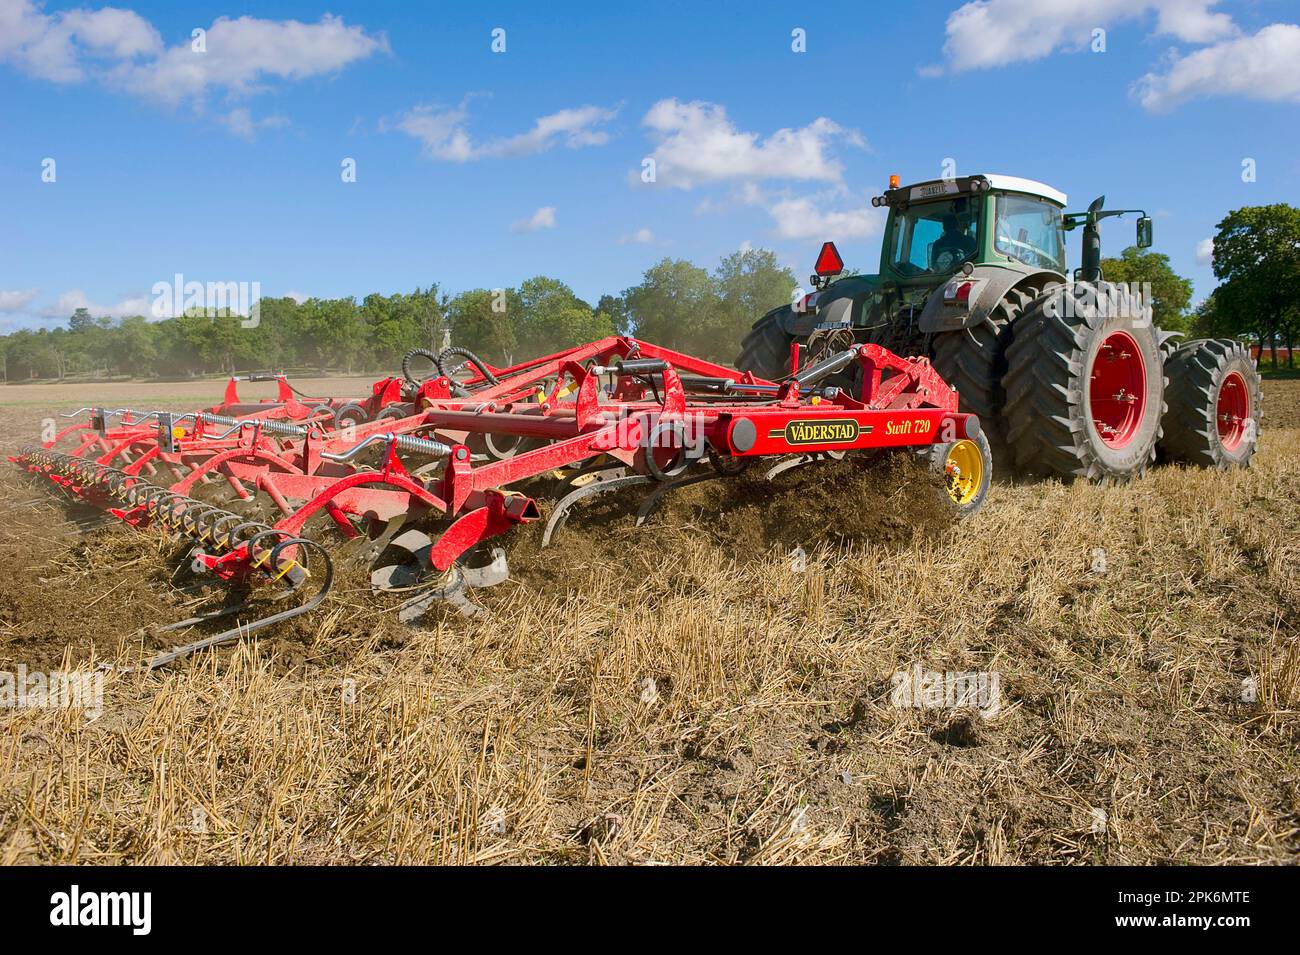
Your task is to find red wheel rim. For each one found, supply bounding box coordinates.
[1089,331,1148,450]
[1216,371,1250,451]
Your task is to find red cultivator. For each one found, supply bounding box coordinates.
[13,336,990,667]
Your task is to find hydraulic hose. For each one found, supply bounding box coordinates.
[401,348,441,386]
[437,346,500,386]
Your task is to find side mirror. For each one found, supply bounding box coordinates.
[1136,216,1153,248]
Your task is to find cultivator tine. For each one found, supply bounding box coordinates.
[157,603,247,632]
[764,454,816,480]
[555,459,625,496]
[144,540,334,669]
[389,545,510,621]
[542,473,654,546]
[371,526,509,619]
[634,471,726,526]
[396,566,481,620]
[341,511,412,566]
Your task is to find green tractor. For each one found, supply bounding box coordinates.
[737,173,1262,481]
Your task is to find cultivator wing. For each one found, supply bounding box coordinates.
[12,336,987,666]
[15,446,333,669]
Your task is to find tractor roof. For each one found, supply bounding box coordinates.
[979,174,1068,207]
[892,174,1068,208]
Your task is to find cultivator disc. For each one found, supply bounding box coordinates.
[12,336,987,667]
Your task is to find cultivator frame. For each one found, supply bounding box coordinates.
[13,336,982,665]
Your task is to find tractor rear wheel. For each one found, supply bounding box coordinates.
[1158,339,1261,468]
[931,283,1050,470]
[1002,290,1165,481]
[736,311,794,381]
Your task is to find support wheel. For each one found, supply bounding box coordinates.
[929,431,992,518]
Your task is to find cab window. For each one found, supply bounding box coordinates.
[889,197,979,276]
[993,195,1065,272]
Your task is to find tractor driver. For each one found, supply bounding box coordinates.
[930,212,976,272]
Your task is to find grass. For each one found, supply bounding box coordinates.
[0,381,1296,864]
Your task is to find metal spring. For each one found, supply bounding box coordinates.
[320,432,451,463]
[199,414,316,438]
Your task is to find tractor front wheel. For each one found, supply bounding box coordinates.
[736,311,796,381]
[1002,291,1166,481]
[931,282,1051,472]
[1158,339,1261,469]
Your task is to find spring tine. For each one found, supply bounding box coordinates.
[541,473,652,547]
[634,471,726,526]
[764,454,816,481]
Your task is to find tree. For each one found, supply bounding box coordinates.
[596,294,631,335]
[712,249,796,352]
[447,289,518,364]
[621,258,718,356]
[1211,204,1300,368]
[1100,246,1193,333]
[68,307,95,332]
[514,277,612,356]
[106,316,157,377]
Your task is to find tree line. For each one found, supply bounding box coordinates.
[0,249,795,381]
[2,204,1294,382]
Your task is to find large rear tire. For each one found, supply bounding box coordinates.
[1158,339,1261,469]
[931,283,1050,471]
[1002,289,1166,482]
[736,310,795,381]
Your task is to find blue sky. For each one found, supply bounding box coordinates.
[1,0,1297,330]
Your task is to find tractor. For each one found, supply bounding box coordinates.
[737,173,1262,481]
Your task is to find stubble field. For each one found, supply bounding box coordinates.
[0,376,1296,864]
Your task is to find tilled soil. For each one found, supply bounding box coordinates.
[0,380,1297,865]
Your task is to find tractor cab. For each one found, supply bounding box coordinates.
[796,174,1075,343]
[873,174,1070,283]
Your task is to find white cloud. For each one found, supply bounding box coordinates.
[1195,237,1214,266]
[1134,23,1300,111]
[618,228,654,244]
[0,288,40,313]
[0,3,385,132]
[284,290,308,303]
[113,13,388,104]
[640,98,863,189]
[766,195,885,241]
[942,0,1236,71]
[511,207,557,233]
[0,1,161,83]
[393,102,618,161]
[217,107,289,141]
[393,104,474,161]
[41,288,154,320]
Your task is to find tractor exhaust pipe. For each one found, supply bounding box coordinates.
[1080,196,1105,284]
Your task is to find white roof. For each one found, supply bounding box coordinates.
[980,174,1068,207]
